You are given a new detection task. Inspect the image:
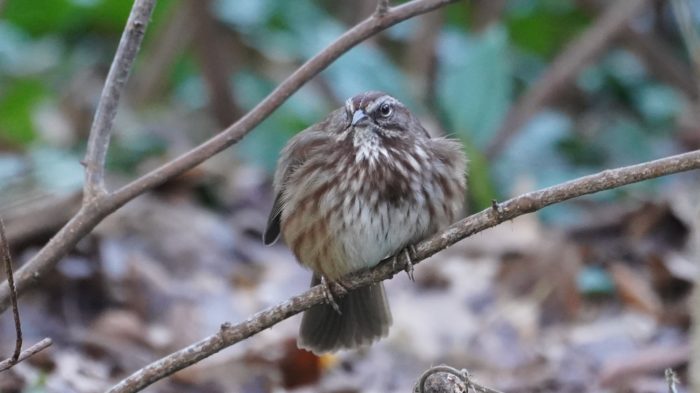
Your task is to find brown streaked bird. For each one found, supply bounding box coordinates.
[264,91,467,354]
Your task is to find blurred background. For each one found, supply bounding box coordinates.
[0,0,699,391]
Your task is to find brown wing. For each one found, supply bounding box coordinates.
[263,113,340,245]
[263,193,284,245]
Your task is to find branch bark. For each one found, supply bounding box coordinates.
[82,0,157,200]
[0,338,52,372]
[413,365,503,393]
[0,217,21,363]
[0,0,459,315]
[108,149,700,393]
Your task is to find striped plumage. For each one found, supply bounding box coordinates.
[264,91,467,353]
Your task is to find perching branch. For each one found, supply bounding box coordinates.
[0,217,53,371]
[0,217,53,373]
[108,149,700,393]
[0,0,460,314]
[83,0,156,200]
[0,217,21,363]
[413,365,503,393]
[0,338,52,372]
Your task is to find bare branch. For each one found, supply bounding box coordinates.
[107,0,456,208]
[666,368,680,393]
[108,149,700,393]
[82,0,157,200]
[485,0,651,159]
[0,0,459,314]
[414,365,503,393]
[0,338,52,372]
[0,217,21,362]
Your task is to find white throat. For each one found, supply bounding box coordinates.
[353,129,388,165]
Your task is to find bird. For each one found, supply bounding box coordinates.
[264,91,467,354]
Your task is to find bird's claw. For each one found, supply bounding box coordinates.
[393,245,416,281]
[320,276,348,315]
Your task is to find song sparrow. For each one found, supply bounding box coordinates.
[264,91,467,354]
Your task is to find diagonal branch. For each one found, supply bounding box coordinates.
[0,338,52,372]
[83,0,157,200]
[0,217,21,363]
[0,0,459,314]
[107,0,457,208]
[108,149,700,393]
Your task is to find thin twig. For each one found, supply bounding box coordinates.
[0,0,460,315]
[666,368,680,393]
[108,149,700,393]
[82,0,157,200]
[484,0,651,159]
[0,217,21,362]
[0,338,52,372]
[107,0,456,208]
[414,365,503,393]
[377,0,390,15]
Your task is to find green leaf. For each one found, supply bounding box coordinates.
[0,78,47,145]
[2,0,83,36]
[506,0,590,58]
[3,0,174,37]
[436,25,512,150]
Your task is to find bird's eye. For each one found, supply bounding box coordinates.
[378,103,393,117]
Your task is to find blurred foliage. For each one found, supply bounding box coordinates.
[0,0,695,224]
[507,0,591,58]
[0,78,45,145]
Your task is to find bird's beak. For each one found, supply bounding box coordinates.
[351,110,367,126]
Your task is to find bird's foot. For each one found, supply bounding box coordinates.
[320,276,348,315]
[393,245,417,281]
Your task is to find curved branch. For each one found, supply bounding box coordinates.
[107,0,458,208]
[414,365,503,393]
[0,217,21,363]
[108,149,700,393]
[0,0,459,314]
[83,0,157,199]
[0,338,52,372]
